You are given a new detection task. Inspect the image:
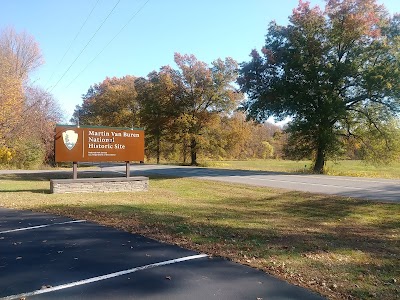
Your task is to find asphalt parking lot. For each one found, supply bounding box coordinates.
[0,208,325,299]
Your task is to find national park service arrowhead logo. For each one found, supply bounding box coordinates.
[62,130,78,150]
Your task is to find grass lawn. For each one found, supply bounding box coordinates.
[200,159,400,179]
[0,171,399,300]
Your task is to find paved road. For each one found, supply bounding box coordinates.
[0,208,325,300]
[106,164,400,203]
[1,164,399,202]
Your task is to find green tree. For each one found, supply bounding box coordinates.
[174,53,242,165]
[238,0,400,173]
[349,111,400,163]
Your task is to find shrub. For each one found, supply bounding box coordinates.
[0,146,14,165]
[12,138,45,169]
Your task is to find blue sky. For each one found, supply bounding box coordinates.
[1,0,399,122]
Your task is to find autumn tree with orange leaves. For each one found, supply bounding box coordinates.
[135,66,182,164]
[174,53,242,165]
[0,47,23,149]
[74,54,243,164]
[0,27,61,167]
[74,76,139,128]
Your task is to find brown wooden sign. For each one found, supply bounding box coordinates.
[55,125,144,162]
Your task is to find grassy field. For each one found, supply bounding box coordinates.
[0,171,399,300]
[200,159,400,178]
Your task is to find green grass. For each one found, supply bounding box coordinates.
[200,159,400,178]
[0,172,399,300]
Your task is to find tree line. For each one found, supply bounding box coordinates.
[71,54,286,165]
[74,0,400,172]
[1,0,399,172]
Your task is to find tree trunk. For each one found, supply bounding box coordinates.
[182,139,187,164]
[190,137,197,165]
[156,136,161,164]
[313,146,325,174]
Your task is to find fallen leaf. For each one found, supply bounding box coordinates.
[41,285,52,289]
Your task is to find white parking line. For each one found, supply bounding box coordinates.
[0,220,86,234]
[0,253,208,300]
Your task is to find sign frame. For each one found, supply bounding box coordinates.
[55,124,145,167]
